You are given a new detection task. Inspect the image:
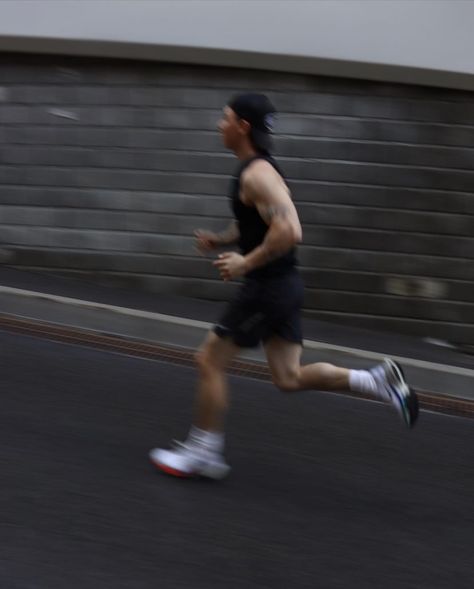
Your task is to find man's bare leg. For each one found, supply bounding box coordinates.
[193,332,240,431]
[263,337,352,392]
[149,331,240,478]
[263,336,418,427]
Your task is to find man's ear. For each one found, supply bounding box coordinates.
[238,118,251,136]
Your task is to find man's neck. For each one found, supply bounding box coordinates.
[234,144,259,161]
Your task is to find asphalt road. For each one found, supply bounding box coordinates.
[1,330,473,589]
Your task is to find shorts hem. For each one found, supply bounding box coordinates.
[213,325,260,348]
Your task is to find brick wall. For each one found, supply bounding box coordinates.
[0,54,473,345]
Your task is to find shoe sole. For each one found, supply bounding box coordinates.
[149,455,230,480]
[149,452,195,478]
[154,462,194,478]
[385,358,419,428]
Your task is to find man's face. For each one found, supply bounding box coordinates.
[218,106,248,150]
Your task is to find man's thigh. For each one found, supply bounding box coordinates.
[198,331,241,369]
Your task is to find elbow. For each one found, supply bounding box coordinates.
[284,225,302,247]
[283,228,301,248]
[273,221,302,248]
[292,224,303,245]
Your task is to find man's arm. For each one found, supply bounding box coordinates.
[215,220,240,246]
[242,160,302,273]
[195,220,240,252]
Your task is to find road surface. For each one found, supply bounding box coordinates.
[1,330,473,588]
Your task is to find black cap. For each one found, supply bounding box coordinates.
[228,93,276,153]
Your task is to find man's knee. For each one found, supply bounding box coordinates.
[194,342,224,374]
[272,368,301,392]
[194,347,212,374]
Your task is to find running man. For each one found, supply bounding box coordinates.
[150,93,418,479]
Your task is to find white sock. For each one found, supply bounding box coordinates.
[349,370,378,396]
[187,426,224,454]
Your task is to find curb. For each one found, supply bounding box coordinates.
[1,313,473,420]
[1,284,473,378]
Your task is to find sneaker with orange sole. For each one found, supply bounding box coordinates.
[149,441,231,480]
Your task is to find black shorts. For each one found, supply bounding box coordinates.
[213,270,304,348]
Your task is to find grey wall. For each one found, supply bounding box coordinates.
[0,54,473,345]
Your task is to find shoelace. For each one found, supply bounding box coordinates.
[171,439,212,456]
[171,440,192,452]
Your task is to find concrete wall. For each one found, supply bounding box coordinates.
[0,54,473,345]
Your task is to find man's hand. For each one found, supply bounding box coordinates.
[213,252,247,281]
[194,229,220,253]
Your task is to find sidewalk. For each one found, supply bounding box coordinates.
[0,266,473,405]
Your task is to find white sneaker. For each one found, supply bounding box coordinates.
[149,441,231,480]
[370,358,419,428]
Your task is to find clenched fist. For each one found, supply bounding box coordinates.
[213,252,248,281]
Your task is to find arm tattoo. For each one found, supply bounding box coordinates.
[260,205,290,224]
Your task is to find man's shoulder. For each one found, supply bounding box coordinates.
[241,157,281,185]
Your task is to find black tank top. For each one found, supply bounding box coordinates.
[230,155,297,279]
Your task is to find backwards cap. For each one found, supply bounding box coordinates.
[228,93,276,153]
